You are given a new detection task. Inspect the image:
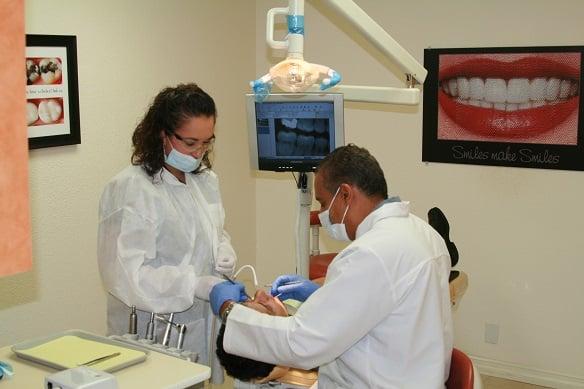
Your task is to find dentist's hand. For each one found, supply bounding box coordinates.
[270,274,320,302]
[209,281,248,315]
[215,255,236,275]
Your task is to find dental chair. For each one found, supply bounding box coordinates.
[449,269,469,310]
[446,348,483,389]
[428,207,469,309]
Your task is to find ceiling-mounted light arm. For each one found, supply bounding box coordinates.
[306,0,427,105]
[266,2,303,56]
[322,0,427,85]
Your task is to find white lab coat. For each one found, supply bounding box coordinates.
[97,165,236,382]
[224,202,453,389]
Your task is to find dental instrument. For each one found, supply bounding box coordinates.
[266,281,303,288]
[282,281,304,287]
[272,280,304,298]
[145,312,155,341]
[222,274,252,300]
[105,295,197,362]
[128,306,137,335]
[274,282,304,299]
[161,313,174,347]
[154,313,189,349]
[176,324,187,350]
[77,352,121,367]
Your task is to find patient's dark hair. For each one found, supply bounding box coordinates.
[216,323,275,381]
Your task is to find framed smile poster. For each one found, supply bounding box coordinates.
[422,46,584,171]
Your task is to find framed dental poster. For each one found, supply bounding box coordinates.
[26,34,80,149]
[422,46,584,171]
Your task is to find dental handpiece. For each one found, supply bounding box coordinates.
[145,312,155,341]
[161,313,174,347]
[129,306,137,335]
[176,324,187,350]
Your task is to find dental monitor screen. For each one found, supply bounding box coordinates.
[246,93,345,172]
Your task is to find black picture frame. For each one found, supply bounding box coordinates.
[422,46,584,171]
[26,34,80,149]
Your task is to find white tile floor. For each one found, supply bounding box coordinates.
[482,375,551,389]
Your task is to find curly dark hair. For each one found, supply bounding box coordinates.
[131,83,216,177]
[316,144,388,199]
[216,323,275,382]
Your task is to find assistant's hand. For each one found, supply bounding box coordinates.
[215,256,236,275]
[270,274,320,302]
[209,281,248,315]
[194,275,224,301]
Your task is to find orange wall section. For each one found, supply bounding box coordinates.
[0,0,33,276]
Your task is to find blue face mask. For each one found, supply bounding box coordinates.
[165,144,200,173]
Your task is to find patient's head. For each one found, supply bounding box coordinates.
[241,288,288,316]
[216,289,288,382]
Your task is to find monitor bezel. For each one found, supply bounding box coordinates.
[246,93,345,172]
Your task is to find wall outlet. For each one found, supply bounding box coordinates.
[485,323,500,344]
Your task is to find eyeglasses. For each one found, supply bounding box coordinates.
[171,132,215,153]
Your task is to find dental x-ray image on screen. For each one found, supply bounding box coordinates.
[275,117,330,156]
[246,93,345,172]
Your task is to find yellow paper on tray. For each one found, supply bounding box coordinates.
[17,335,146,371]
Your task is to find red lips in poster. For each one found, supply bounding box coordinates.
[438,53,580,145]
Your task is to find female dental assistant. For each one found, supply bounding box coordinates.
[97,83,236,382]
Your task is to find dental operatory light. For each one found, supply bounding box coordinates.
[251,0,341,100]
[252,0,428,105]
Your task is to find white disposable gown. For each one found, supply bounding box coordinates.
[97,165,236,381]
[224,202,453,388]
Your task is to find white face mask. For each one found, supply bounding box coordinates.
[318,186,351,242]
[165,144,200,173]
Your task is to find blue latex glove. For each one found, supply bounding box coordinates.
[270,274,319,302]
[209,281,248,315]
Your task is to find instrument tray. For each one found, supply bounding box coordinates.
[11,329,148,372]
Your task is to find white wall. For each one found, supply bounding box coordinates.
[253,0,584,386]
[0,0,256,348]
[3,1,584,387]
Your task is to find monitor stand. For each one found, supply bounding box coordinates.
[295,172,312,278]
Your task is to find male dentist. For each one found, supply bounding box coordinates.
[210,144,453,388]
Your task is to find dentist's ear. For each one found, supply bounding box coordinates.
[339,183,353,202]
